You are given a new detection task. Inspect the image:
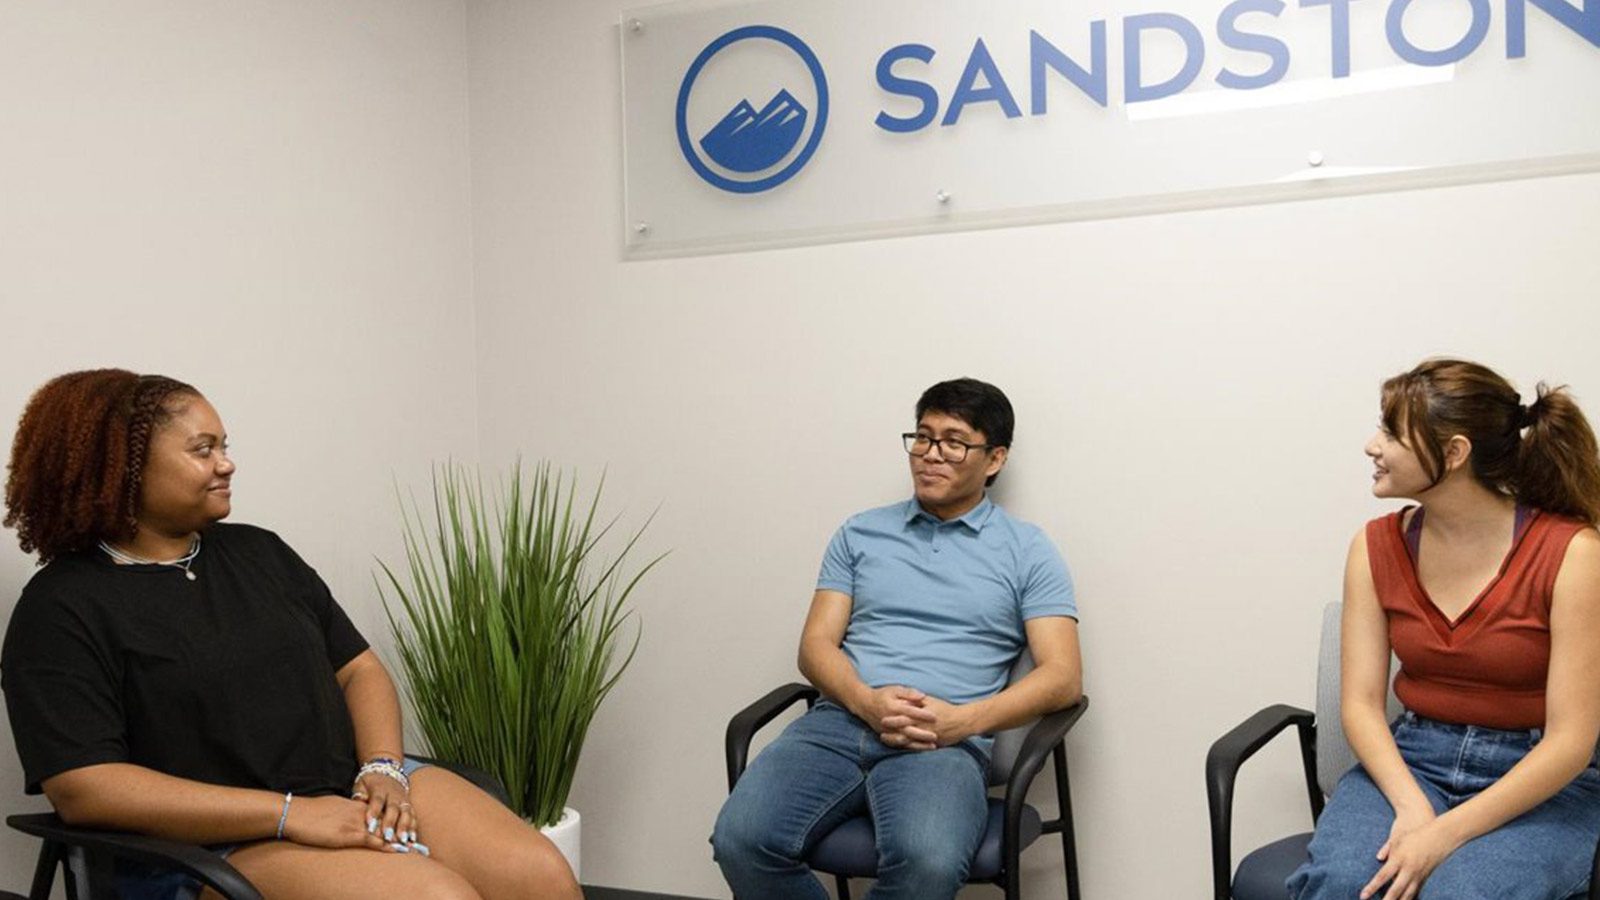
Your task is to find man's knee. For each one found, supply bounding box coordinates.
[875,827,972,893]
[876,854,969,895]
[711,791,792,866]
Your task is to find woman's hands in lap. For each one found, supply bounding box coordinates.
[355,772,420,850]
[281,795,389,850]
[1360,804,1461,900]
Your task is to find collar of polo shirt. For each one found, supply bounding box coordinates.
[905,494,996,532]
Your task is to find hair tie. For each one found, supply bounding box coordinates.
[1517,402,1537,429]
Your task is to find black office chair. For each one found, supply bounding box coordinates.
[725,656,1087,900]
[1205,602,1600,900]
[6,757,510,900]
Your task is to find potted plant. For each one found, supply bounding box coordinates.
[376,461,661,878]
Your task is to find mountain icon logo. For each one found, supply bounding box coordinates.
[699,89,809,173]
[676,25,830,194]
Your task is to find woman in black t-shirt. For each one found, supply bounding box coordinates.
[1,370,581,900]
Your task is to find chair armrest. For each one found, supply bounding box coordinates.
[1590,828,1599,900]
[1002,696,1090,853]
[411,755,513,809]
[725,683,819,791]
[1003,696,1090,804]
[1204,704,1317,900]
[7,813,263,900]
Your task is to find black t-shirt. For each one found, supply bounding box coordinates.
[1,523,369,796]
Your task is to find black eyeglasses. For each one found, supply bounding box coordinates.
[902,432,993,463]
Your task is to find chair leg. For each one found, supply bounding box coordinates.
[1054,744,1082,900]
[27,840,61,900]
[834,874,852,900]
[1005,846,1022,900]
[78,847,117,900]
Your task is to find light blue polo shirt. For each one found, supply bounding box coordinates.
[816,496,1076,708]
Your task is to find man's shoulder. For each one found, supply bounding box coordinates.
[837,500,914,532]
[981,502,1049,540]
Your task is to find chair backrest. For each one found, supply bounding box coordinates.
[1314,601,1401,795]
[987,649,1037,786]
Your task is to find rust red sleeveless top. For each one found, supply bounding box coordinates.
[1366,507,1587,729]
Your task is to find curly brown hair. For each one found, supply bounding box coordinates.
[4,369,199,563]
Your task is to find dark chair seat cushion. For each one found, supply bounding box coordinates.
[807,798,1043,881]
[1233,832,1311,900]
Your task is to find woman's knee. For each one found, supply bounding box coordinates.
[415,868,487,900]
[251,861,486,900]
[444,823,579,900]
[1286,855,1376,900]
[497,840,581,900]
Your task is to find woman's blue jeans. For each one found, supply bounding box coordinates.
[711,700,990,900]
[1288,711,1600,900]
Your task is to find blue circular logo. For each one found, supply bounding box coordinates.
[676,26,829,194]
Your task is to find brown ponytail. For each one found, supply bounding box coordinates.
[1516,384,1600,524]
[1380,359,1600,524]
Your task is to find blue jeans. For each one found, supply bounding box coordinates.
[711,700,990,900]
[1288,712,1600,900]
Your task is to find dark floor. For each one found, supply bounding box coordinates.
[582,887,712,900]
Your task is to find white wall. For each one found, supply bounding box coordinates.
[466,1,1600,897]
[0,0,477,885]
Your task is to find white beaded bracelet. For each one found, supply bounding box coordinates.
[276,792,293,840]
[353,760,409,794]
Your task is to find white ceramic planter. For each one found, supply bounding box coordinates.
[538,806,581,880]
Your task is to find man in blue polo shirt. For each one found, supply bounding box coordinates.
[712,378,1082,900]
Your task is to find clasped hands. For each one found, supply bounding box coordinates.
[1359,802,1460,900]
[860,685,975,751]
[279,771,428,855]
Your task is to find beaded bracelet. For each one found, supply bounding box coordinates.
[276,792,293,840]
[353,759,409,794]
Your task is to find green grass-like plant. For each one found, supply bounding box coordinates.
[377,461,661,827]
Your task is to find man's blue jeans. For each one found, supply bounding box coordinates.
[1288,711,1600,900]
[711,700,990,900]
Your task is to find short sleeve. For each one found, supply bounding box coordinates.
[271,534,369,671]
[815,523,856,595]
[1,593,128,793]
[1018,531,1077,621]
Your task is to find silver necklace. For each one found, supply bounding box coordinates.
[98,535,202,581]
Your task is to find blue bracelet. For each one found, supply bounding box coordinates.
[276,792,293,840]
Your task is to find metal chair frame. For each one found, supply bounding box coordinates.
[6,756,510,900]
[725,683,1087,900]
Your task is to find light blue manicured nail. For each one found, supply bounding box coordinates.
[405,830,417,843]
[384,826,395,841]
[366,816,378,833]
[412,841,430,857]
[388,842,411,853]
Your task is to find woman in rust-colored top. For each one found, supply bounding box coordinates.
[1288,359,1600,900]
